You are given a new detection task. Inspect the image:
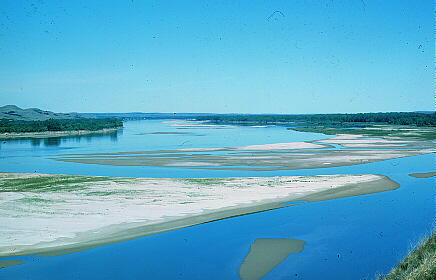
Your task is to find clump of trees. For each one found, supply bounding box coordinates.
[196,112,436,127]
[0,118,123,133]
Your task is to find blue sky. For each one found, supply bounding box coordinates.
[0,0,433,113]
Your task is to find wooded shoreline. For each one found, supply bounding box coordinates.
[196,112,436,127]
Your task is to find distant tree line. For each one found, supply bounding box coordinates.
[196,112,436,127]
[0,118,123,133]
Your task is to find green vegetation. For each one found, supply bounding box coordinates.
[0,175,113,192]
[196,112,436,127]
[378,230,436,280]
[197,112,435,140]
[179,178,234,186]
[289,126,436,141]
[0,118,123,133]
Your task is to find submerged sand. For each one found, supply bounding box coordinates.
[0,172,398,258]
[239,239,306,280]
[409,172,436,178]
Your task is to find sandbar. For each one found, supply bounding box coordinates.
[409,172,436,178]
[239,238,306,280]
[0,260,26,269]
[55,135,435,171]
[0,173,398,258]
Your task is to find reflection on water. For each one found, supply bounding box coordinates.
[14,130,122,147]
[30,138,42,146]
[44,137,61,146]
[239,238,306,280]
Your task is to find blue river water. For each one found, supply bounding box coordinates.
[0,120,434,279]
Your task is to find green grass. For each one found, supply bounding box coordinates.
[179,178,233,186]
[16,197,55,204]
[377,230,436,280]
[0,175,113,192]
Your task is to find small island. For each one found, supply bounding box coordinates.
[0,172,398,259]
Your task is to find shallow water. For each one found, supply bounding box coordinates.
[0,120,434,279]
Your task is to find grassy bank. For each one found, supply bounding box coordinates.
[378,230,436,280]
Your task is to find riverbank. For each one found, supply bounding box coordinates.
[378,229,435,280]
[0,127,122,139]
[0,172,398,260]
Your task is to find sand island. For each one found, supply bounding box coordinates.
[0,172,399,259]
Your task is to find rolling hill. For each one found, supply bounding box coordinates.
[0,105,89,122]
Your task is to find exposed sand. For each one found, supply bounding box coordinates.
[55,134,435,171]
[0,173,398,258]
[234,142,328,150]
[317,134,434,148]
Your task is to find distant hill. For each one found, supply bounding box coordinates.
[0,105,89,122]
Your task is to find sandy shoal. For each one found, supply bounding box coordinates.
[315,134,435,148]
[0,173,398,258]
[55,134,435,171]
[409,172,436,178]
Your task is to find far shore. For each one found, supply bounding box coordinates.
[0,127,122,139]
[0,172,399,259]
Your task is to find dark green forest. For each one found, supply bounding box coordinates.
[196,112,436,127]
[0,118,123,133]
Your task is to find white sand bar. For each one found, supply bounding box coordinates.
[0,172,399,258]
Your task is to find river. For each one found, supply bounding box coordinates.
[0,120,434,279]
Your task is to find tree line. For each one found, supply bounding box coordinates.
[196,112,436,127]
[0,118,123,133]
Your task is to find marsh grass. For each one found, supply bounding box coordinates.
[180,178,232,186]
[377,230,436,280]
[16,197,55,204]
[0,175,112,192]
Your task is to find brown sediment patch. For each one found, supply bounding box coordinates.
[409,172,436,178]
[239,239,306,280]
[0,260,25,268]
[0,173,397,258]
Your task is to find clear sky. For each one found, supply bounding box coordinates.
[0,0,433,114]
